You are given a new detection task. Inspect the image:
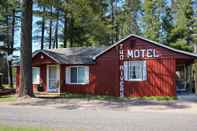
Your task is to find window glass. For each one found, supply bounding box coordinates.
[78,67,85,83]
[66,66,89,84]
[49,66,56,80]
[124,61,146,81]
[70,67,78,83]
[32,67,40,84]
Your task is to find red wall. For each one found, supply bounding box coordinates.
[61,65,96,94]
[16,36,195,97]
[124,59,176,96]
[93,36,194,97]
[95,46,120,96]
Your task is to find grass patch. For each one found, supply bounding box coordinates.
[0,95,16,102]
[63,93,127,101]
[0,124,51,131]
[1,84,16,89]
[129,96,177,101]
[63,93,176,101]
[0,124,84,131]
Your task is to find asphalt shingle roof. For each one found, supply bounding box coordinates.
[33,47,106,64]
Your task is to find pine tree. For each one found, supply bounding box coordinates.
[169,0,194,52]
[161,0,174,44]
[19,0,33,97]
[192,0,197,52]
[143,0,165,42]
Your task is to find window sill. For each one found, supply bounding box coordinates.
[65,82,89,85]
[125,79,146,82]
[33,83,40,85]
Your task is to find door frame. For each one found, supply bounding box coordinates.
[46,64,60,93]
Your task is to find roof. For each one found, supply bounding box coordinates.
[92,34,197,60]
[33,47,106,64]
[33,34,197,65]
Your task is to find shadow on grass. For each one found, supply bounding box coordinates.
[10,93,193,111]
[0,88,15,96]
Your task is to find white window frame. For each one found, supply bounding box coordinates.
[32,67,40,84]
[65,66,89,85]
[124,61,147,81]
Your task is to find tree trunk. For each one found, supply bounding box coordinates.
[48,5,53,49]
[111,0,118,43]
[70,17,73,47]
[8,9,16,88]
[64,13,68,48]
[54,9,59,48]
[40,6,45,50]
[111,0,115,44]
[19,0,33,97]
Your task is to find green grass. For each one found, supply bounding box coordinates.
[0,95,16,102]
[0,124,53,131]
[63,93,176,101]
[1,84,16,89]
[63,93,127,101]
[129,96,177,101]
[0,124,83,131]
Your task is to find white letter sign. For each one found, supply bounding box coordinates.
[127,48,159,58]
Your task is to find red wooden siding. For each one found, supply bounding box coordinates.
[61,65,96,94]
[95,46,120,96]
[33,52,56,66]
[16,36,196,97]
[124,59,176,96]
[93,36,191,97]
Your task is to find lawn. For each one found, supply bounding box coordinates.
[63,93,176,101]
[0,124,82,131]
[0,95,16,102]
[0,124,53,131]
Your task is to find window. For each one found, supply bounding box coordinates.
[66,66,89,84]
[32,67,40,84]
[124,61,147,81]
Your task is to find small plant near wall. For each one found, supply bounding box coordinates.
[37,83,44,92]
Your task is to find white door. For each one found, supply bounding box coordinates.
[47,65,60,93]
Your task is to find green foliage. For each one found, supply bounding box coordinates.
[170,39,193,52]
[117,0,142,37]
[143,0,165,42]
[169,0,194,51]
[1,0,196,53]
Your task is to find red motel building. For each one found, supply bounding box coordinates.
[16,35,197,97]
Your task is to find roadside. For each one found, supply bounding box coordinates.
[1,105,197,131]
[0,94,197,113]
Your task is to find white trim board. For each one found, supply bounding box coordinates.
[92,34,197,60]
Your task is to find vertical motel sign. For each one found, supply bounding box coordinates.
[119,44,124,97]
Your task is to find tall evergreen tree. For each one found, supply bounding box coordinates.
[161,0,174,44]
[192,0,197,52]
[143,0,165,42]
[169,0,194,52]
[19,0,33,97]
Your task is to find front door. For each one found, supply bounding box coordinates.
[47,65,60,93]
